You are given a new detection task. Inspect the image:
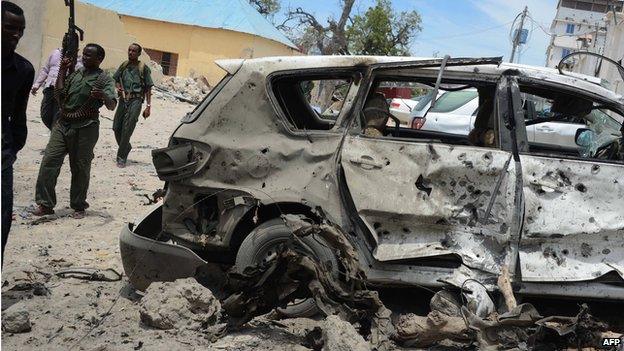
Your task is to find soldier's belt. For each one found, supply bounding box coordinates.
[61,108,99,121]
[126,92,144,99]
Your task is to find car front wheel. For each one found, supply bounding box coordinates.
[234,218,338,318]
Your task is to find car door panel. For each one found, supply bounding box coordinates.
[427,113,472,135]
[518,155,624,282]
[533,122,583,149]
[341,136,518,274]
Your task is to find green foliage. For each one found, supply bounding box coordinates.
[346,0,422,56]
[249,0,280,16]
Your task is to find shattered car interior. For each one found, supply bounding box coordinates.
[120,56,624,348]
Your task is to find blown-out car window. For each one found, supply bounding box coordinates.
[519,85,623,162]
[272,76,352,131]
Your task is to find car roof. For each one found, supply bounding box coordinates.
[216,56,623,105]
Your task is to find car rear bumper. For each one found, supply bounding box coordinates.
[119,205,207,291]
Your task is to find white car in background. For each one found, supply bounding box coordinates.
[388,98,418,125]
[409,89,620,152]
[389,91,441,125]
[409,89,479,134]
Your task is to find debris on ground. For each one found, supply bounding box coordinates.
[139,278,221,330]
[221,214,393,350]
[320,315,370,351]
[56,268,123,282]
[138,188,166,205]
[156,75,211,104]
[394,290,472,347]
[215,216,624,350]
[2,302,32,333]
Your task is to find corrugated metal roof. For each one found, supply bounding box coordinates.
[79,0,297,49]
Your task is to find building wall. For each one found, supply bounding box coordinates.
[545,5,609,70]
[600,12,624,94]
[120,16,300,85]
[14,0,143,72]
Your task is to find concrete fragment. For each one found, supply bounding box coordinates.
[2,302,32,333]
[321,315,370,351]
[430,290,462,317]
[139,278,221,330]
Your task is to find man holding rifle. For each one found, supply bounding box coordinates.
[112,43,153,168]
[31,44,117,219]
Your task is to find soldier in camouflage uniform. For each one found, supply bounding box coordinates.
[32,43,117,219]
[112,43,153,168]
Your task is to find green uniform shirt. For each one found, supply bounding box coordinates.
[62,68,116,111]
[60,68,116,128]
[113,62,154,94]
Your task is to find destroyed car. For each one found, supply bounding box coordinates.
[121,56,624,316]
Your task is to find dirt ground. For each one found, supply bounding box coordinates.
[1,93,322,350]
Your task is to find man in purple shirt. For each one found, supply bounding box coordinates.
[31,48,82,130]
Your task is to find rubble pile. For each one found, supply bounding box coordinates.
[156,75,211,104]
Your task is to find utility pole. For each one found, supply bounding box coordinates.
[510,6,529,63]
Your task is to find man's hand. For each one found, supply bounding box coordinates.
[90,88,106,100]
[31,87,39,96]
[59,57,73,70]
[142,105,151,119]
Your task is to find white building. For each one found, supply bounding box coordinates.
[599,10,624,94]
[545,0,623,76]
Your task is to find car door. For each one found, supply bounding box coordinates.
[533,121,584,149]
[512,81,624,284]
[339,60,522,277]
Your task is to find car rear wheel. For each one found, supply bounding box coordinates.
[234,218,338,318]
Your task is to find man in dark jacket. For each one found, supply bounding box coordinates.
[1,1,34,263]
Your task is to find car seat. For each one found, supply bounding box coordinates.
[363,92,390,137]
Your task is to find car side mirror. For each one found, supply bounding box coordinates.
[575,128,594,147]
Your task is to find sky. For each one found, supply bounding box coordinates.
[276,0,559,66]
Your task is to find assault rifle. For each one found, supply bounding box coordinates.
[61,0,84,72]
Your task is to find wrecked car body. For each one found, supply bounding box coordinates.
[120,55,624,305]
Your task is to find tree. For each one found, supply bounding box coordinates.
[346,0,422,55]
[280,0,421,56]
[249,0,280,17]
[281,0,355,55]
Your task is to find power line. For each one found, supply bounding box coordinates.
[526,13,603,38]
[422,20,515,41]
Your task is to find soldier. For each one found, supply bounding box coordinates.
[112,43,153,168]
[31,43,117,219]
[2,1,34,261]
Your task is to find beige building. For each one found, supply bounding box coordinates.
[14,0,140,73]
[116,14,300,84]
[14,0,300,85]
